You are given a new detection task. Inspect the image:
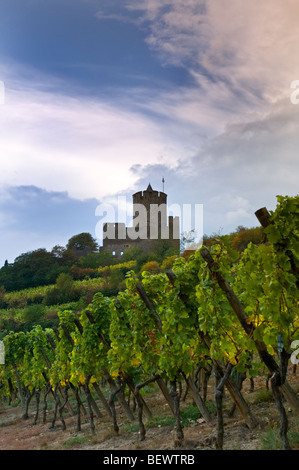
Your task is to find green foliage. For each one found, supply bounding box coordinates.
[150,239,179,260]
[70,265,98,280]
[145,402,216,430]
[22,304,46,323]
[265,195,299,285]
[0,194,298,449]
[260,419,299,450]
[66,232,98,253]
[0,233,98,293]
[121,243,177,274]
[230,226,264,252]
[140,260,161,274]
[145,414,175,429]
[55,273,73,290]
[161,255,179,271]
[260,426,282,450]
[80,251,116,269]
[252,389,273,403]
[0,286,6,309]
[43,273,81,306]
[121,247,144,262]
[180,402,216,426]
[0,249,60,292]
[62,435,90,448]
[51,245,77,266]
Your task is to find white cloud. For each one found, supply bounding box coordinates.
[35,0,299,187]
[226,208,252,224]
[1,0,299,252]
[0,71,192,201]
[132,94,299,236]
[127,0,299,107]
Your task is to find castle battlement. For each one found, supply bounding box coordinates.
[133,188,167,202]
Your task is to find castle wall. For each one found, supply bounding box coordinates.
[100,186,180,259]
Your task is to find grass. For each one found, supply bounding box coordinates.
[121,422,142,434]
[62,434,91,448]
[252,389,274,404]
[180,401,215,426]
[146,414,175,429]
[121,400,216,435]
[260,419,299,450]
[1,373,299,451]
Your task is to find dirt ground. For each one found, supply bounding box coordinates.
[1,372,299,452]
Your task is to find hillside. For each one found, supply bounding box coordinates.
[0,195,298,452]
[0,225,264,338]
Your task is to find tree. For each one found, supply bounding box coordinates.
[51,245,78,266]
[43,272,80,306]
[121,246,143,262]
[180,229,198,252]
[0,249,60,291]
[0,285,6,309]
[79,252,116,269]
[151,239,179,261]
[230,226,264,252]
[66,233,98,255]
[22,304,46,323]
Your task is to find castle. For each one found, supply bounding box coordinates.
[100,184,180,258]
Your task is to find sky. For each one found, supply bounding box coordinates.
[0,0,298,266]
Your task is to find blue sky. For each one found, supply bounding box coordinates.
[0,0,299,266]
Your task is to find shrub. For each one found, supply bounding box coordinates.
[22,304,46,323]
[43,287,61,306]
[161,255,178,271]
[26,294,45,305]
[230,226,264,252]
[140,261,161,274]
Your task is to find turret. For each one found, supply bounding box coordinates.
[132,183,167,238]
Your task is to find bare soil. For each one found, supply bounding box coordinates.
[1,372,298,452]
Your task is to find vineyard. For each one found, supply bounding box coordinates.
[0,260,137,336]
[0,195,298,451]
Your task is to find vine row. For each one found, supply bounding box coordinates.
[0,195,298,449]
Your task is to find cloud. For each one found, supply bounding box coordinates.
[131,95,299,236]
[90,0,299,150]
[0,64,193,202]
[127,0,299,106]
[113,0,299,235]
[3,0,297,209]
[1,1,298,264]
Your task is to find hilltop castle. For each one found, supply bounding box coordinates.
[100,184,180,258]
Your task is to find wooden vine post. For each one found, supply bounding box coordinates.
[200,245,299,450]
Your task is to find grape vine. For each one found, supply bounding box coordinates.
[0,195,298,449]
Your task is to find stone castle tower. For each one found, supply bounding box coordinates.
[101,184,180,258]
